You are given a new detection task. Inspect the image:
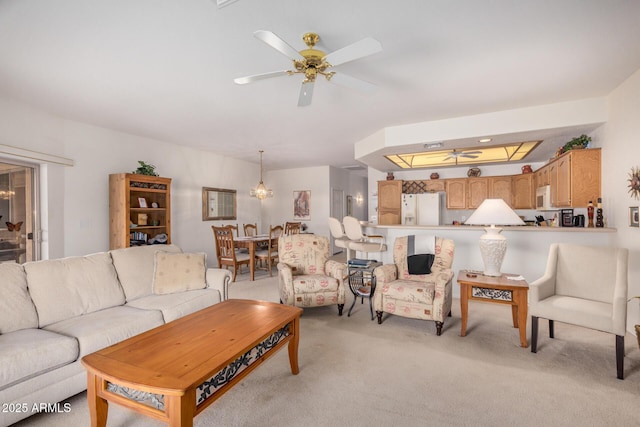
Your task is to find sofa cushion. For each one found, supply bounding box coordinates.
[0,263,39,334]
[111,244,183,301]
[44,305,164,358]
[153,252,207,295]
[24,252,125,328]
[0,329,78,390]
[127,289,221,323]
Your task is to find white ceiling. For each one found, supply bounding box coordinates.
[1,0,639,171]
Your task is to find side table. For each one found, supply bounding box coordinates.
[457,270,529,348]
[347,262,382,320]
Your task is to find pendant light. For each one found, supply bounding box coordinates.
[250,150,273,200]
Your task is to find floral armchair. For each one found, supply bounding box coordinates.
[373,236,455,335]
[277,234,346,315]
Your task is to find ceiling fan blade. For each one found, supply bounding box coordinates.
[462,150,483,155]
[329,72,376,93]
[443,156,454,162]
[254,30,304,61]
[323,37,382,66]
[298,81,314,107]
[460,154,479,159]
[234,70,290,85]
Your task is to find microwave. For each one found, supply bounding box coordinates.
[536,185,553,210]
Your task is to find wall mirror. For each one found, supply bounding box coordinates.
[202,187,236,220]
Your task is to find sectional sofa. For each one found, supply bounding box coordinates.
[0,244,231,426]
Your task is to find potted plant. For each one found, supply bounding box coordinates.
[563,134,591,152]
[133,161,159,176]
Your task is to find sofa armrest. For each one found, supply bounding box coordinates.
[206,268,232,301]
[325,260,347,281]
[374,264,397,285]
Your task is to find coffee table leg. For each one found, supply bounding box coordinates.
[460,284,468,337]
[87,372,108,427]
[166,390,195,427]
[288,316,300,375]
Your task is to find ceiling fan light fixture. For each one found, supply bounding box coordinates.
[250,150,273,200]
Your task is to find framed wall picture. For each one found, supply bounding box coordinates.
[346,195,353,216]
[202,187,237,221]
[293,190,311,220]
[629,206,639,227]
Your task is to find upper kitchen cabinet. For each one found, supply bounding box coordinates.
[378,180,402,225]
[512,174,535,209]
[489,176,513,207]
[553,148,601,208]
[446,179,467,209]
[467,177,489,209]
[535,165,550,188]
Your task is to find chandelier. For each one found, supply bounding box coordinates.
[250,150,273,200]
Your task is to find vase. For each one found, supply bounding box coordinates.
[386,172,394,180]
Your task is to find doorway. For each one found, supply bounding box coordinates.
[0,160,38,263]
[330,188,344,255]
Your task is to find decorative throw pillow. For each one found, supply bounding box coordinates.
[407,254,435,275]
[153,252,207,295]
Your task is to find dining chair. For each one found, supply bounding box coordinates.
[212,225,251,282]
[221,223,240,237]
[284,221,302,235]
[243,223,258,237]
[255,225,283,276]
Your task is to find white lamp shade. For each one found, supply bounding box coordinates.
[464,199,525,226]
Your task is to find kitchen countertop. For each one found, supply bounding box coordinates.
[362,223,616,232]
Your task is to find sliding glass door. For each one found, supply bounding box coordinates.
[0,160,38,263]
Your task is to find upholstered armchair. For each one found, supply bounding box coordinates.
[277,234,346,315]
[530,243,629,379]
[373,236,455,335]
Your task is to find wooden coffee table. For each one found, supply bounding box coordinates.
[457,270,529,348]
[81,299,302,427]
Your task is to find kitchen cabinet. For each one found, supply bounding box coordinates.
[535,165,549,188]
[489,176,513,206]
[378,180,402,225]
[554,148,601,207]
[467,178,489,209]
[548,162,558,207]
[446,179,467,209]
[425,180,445,192]
[512,174,535,209]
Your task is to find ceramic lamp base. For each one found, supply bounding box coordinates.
[478,226,507,277]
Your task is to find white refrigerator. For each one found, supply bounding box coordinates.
[401,193,443,226]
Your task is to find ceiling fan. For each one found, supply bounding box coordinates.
[443,149,483,161]
[233,30,382,106]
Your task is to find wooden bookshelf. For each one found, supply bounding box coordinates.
[109,173,172,249]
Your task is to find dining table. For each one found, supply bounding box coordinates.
[234,234,271,281]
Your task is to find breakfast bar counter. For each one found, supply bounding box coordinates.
[360,223,616,298]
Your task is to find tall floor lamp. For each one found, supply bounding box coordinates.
[464,199,525,276]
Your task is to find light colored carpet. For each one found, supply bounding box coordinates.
[14,271,640,427]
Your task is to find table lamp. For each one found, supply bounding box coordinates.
[464,198,525,276]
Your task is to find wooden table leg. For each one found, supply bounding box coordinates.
[166,389,195,427]
[249,242,255,281]
[515,289,528,348]
[460,284,468,337]
[288,317,300,375]
[511,305,519,328]
[87,372,108,427]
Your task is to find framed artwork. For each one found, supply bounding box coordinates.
[202,187,237,221]
[137,197,147,208]
[629,206,639,227]
[293,190,311,220]
[346,195,353,216]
